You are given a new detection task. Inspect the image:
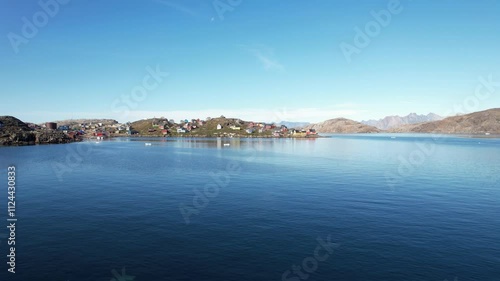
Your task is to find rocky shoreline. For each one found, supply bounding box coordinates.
[0,116,80,146]
[0,130,79,146]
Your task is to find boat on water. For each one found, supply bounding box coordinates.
[223,143,230,146]
[145,143,152,146]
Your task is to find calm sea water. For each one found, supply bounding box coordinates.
[0,135,499,281]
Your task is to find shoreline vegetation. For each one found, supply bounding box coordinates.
[1,108,499,146]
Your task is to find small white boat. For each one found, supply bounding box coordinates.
[485,133,491,135]
[145,143,152,146]
[223,143,230,146]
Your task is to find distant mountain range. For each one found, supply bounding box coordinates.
[362,113,443,130]
[388,108,500,134]
[300,109,500,134]
[302,118,380,133]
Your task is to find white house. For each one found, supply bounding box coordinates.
[217,124,222,130]
[177,128,186,133]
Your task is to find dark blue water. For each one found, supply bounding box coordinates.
[0,135,499,281]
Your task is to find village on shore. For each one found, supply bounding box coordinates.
[53,116,319,139]
[0,115,318,146]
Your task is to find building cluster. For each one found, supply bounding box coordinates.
[42,121,131,139]
[32,116,317,139]
[215,121,317,137]
[177,118,206,133]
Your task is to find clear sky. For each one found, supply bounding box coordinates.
[1,0,499,123]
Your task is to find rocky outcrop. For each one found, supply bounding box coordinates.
[0,131,37,146]
[35,130,74,144]
[0,116,75,146]
[0,116,34,145]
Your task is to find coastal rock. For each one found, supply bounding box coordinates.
[0,116,35,145]
[0,116,75,146]
[35,130,73,144]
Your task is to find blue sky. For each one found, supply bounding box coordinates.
[1,0,499,123]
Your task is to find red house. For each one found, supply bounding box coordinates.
[306,129,317,135]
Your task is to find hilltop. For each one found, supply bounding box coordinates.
[303,118,380,133]
[388,108,500,134]
[129,116,270,137]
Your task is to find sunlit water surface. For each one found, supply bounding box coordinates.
[0,135,499,281]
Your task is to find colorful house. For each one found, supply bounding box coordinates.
[264,124,274,130]
[306,129,317,135]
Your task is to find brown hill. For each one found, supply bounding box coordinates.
[0,116,31,132]
[129,118,174,135]
[388,108,500,134]
[303,118,380,133]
